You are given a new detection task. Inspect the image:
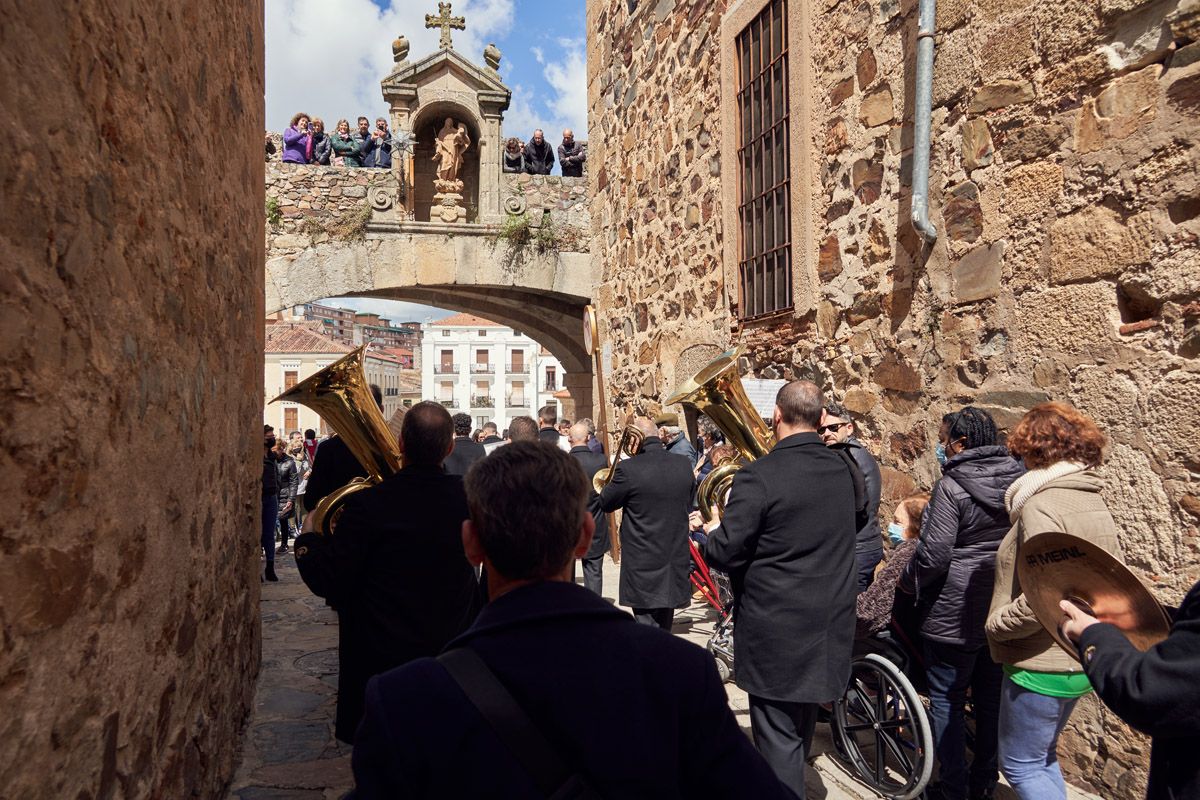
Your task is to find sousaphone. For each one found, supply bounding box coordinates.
[1019,532,1171,660]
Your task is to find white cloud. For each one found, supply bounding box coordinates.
[265,0,514,132]
[530,38,588,139]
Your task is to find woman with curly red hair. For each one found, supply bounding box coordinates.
[985,402,1124,800]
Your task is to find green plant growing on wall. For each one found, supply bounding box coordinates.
[265,196,282,227]
[328,203,373,242]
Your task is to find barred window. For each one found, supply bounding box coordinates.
[736,0,791,318]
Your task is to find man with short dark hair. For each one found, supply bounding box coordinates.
[567,421,609,594]
[821,401,882,592]
[599,417,694,629]
[325,401,480,743]
[536,404,567,450]
[507,415,538,442]
[362,116,394,168]
[349,442,791,799]
[444,412,486,476]
[702,380,859,798]
[351,116,372,166]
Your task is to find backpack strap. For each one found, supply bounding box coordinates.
[438,648,603,800]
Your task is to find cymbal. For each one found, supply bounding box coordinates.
[1017,532,1170,661]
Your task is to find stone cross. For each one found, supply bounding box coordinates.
[425,2,466,50]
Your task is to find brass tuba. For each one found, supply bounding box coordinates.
[270,345,402,535]
[592,424,647,494]
[666,347,776,521]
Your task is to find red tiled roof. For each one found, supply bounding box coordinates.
[433,312,504,327]
[553,388,572,399]
[264,322,354,354]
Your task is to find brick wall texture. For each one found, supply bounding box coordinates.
[0,2,265,797]
[589,0,1200,794]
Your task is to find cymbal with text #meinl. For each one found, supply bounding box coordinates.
[1018,531,1171,661]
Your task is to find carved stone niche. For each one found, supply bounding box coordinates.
[381,44,511,224]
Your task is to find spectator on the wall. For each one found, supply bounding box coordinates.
[352,116,373,166]
[522,129,554,175]
[363,117,394,169]
[558,129,586,178]
[311,117,331,166]
[283,112,313,164]
[502,137,525,173]
[331,119,360,167]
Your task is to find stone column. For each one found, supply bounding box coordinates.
[562,370,595,423]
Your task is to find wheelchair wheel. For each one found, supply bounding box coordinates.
[831,653,933,800]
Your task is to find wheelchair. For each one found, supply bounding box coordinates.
[691,550,934,799]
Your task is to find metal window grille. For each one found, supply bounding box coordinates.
[736,0,792,319]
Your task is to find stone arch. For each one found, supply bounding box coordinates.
[410,101,483,223]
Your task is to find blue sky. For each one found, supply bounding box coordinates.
[266,0,586,152]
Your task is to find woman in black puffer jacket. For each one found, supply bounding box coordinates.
[899,407,1025,800]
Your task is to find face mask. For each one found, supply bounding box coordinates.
[935,442,947,466]
[887,522,906,545]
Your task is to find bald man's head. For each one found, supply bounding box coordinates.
[632,417,659,439]
[568,421,590,444]
[775,380,823,431]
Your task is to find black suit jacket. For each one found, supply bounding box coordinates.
[598,438,694,609]
[706,432,858,703]
[348,582,791,799]
[328,464,481,742]
[537,427,562,446]
[304,436,367,510]
[1079,578,1200,800]
[569,445,609,559]
[444,436,486,477]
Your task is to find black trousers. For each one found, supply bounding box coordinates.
[581,555,604,595]
[631,607,673,630]
[748,695,819,799]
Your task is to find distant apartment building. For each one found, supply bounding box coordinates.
[420,313,565,432]
[264,321,414,434]
[279,303,419,350]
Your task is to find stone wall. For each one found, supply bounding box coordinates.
[589,0,1199,794]
[0,2,264,798]
[266,163,398,259]
[501,174,593,241]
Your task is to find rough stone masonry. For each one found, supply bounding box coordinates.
[588,0,1200,795]
[0,1,265,797]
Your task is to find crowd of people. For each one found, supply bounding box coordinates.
[268,112,586,177]
[259,384,1198,800]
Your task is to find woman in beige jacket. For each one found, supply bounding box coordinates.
[985,403,1123,800]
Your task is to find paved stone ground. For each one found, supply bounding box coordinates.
[227,553,1100,799]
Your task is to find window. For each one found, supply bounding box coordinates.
[736,0,791,318]
[442,330,451,337]
[510,350,525,371]
[478,329,487,337]
[544,366,557,391]
[284,408,298,433]
[284,370,298,390]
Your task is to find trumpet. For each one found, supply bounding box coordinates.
[592,425,646,494]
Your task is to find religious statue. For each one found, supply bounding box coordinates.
[432,117,471,185]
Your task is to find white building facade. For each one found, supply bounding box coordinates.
[420,313,566,432]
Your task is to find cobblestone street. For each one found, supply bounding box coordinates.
[228,553,1100,800]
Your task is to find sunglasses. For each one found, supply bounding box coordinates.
[817,422,849,435]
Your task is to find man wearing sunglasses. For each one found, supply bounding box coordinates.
[820,402,882,593]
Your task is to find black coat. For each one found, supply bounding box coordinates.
[522,139,555,174]
[706,432,858,703]
[537,427,562,447]
[900,445,1025,647]
[1079,578,1200,800]
[262,453,280,498]
[275,454,299,511]
[840,438,882,554]
[570,445,610,559]
[348,582,791,799]
[443,436,486,477]
[304,436,368,510]
[598,438,694,609]
[327,464,481,742]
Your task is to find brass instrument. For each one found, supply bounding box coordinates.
[592,425,646,494]
[1018,532,1171,661]
[666,347,776,522]
[270,345,402,535]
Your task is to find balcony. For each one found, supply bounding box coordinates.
[507,397,530,408]
[438,398,456,408]
[434,363,459,375]
[469,363,494,374]
[506,363,529,374]
[471,396,495,408]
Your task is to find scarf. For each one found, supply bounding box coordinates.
[1004,461,1087,517]
[304,132,314,162]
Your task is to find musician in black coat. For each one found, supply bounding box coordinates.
[703,380,859,799]
[326,401,481,743]
[1062,578,1200,800]
[444,413,487,477]
[598,418,695,629]
[348,442,792,800]
[567,421,609,595]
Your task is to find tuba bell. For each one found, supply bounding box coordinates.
[666,347,775,521]
[592,424,646,494]
[270,345,402,535]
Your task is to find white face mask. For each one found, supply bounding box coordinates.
[887,522,906,545]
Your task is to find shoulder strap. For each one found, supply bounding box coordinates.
[438,648,603,800]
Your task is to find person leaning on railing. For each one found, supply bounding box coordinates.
[330,119,361,167]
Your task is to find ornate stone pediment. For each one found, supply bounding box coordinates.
[382,48,511,115]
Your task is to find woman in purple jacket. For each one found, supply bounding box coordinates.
[282,112,313,164]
